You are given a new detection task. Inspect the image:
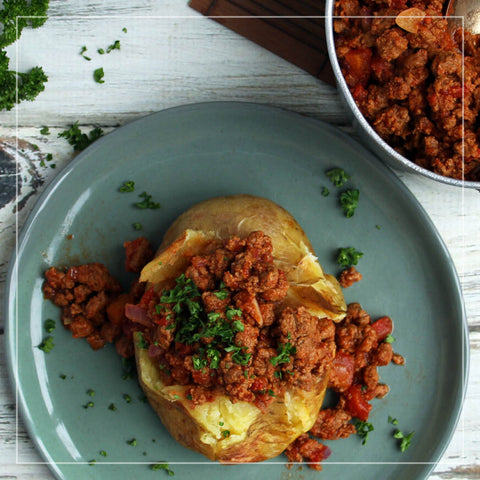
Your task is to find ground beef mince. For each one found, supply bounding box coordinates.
[334,0,480,181]
[127,231,336,410]
[42,239,152,354]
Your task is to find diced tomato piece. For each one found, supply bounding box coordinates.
[329,350,355,391]
[371,316,393,341]
[343,47,372,88]
[344,384,372,421]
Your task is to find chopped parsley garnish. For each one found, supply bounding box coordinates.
[40,126,50,135]
[150,463,174,475]
[38,336,54,353]
[58,122,104,151]
[44,319,56,333]
[337,247,363,268]
[88,459,96,465]
[340,189,360,218]
[106,40,121,52]
[133,222,142,231]
[59,374,67,380]
[321,186,330,197]
[79,46,91,61]
[157,274,248,368]
[83,401,94,409]
[134,191,161,209]
[388,416,399,425]
[123,393,132,403]
[108,403,117,411]
[385,334,396,344]
[136,332,148,349]
[222,430,230,438]
[122,27,128,33]
[119,180,135,192]
[326,167,350,187]
[99,450,107,457]
[355,420,374,445]
[127,438,137,446]
[97,48,105,55]
[394,429,415,452]
[86,389,95,397]
[213,288,229,300]
[270,342,296,367]
[93,67,105,84]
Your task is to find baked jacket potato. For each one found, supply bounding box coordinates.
[131,195,346,463]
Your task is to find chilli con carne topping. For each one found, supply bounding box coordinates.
[334,0,480,181]
[126,231,336,410]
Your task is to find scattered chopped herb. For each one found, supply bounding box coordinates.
[97,48,105,54]
[150,463,174,475]
[270,342,296,367]
[58,122,104,151]
[88,459,96,466]
[393,429,415,452]
[219,421,224,426]
[59,374,67,380]
[385,334,396,344]
[86,389,95,397]
[134,191,161,209]
[99,450,107,457]
[222,430,231,438]
[172,394,181,400]
[40,126,50,135]
[355,420,374,445]
[45,153,53,161]
[326,167,350,187]
[133,222,142,231]
[340,189,360,218]
[123,393,132,403]
[268,389,277,397]
[122,27,128,33]
[50,163,56,169]
[93,67,105,83]
[139,394,148,403]
[106,40,121,53]
[38,336,54,353]
[136,333,148,349]
[127,438,137,446]
[274,371,283,379]
[83,401,94,409]
[225,307,242,321]
[119,180,135,192]
[321,186,330,197]
[376,224,381,230]
[213,288,229,300]
[79,46,91,61]
[186,394,193,400]
[44,319,56,333]
[336,247,363,268]
[388,416,399,425]
[108,403,117,411]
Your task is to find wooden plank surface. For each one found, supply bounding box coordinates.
[0,0,479,478]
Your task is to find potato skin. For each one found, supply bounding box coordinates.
[136,195,345,463]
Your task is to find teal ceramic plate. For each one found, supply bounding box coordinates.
[5,102,468,480]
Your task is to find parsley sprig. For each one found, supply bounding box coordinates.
[58,122,104,151]
[270,342,296,367]
[158,274,249,368]
[355,419,374,445]
[326,167,350,187]
[337,247,363,268]
[340,189,360,218]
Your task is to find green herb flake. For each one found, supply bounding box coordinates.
[122,27,128,33]
[45,153,53,161]
[222,430,231,438]
[385,334,396,344]
[133,222,142,231]
[134,191,161,209]
[99,450,107,457]
[79,46,91,61]
[38,336,55,353]
[355,420,374,445]
[321,186,330,197]
[336,247,364,268]
[93,67,105,84]
[150,463,174,475]
[388,416,399,425]
[123,394,132,403]
[40,126,50,135]
[136,333,148,349]
[98,48,105,54]
[83,401,94,409]
[44,319,56,333]
[326,167,350,187]
[108,403,117,411]
[119,180,135,192]
[393,429,415,452]
[270,342,296,367]
[86,389,95,397]
[88,459,96,466]
[340,189,360,218]
[106,40,121,53]
[127,438,137,446]
[59,374,67,380]
[58,122,104,151]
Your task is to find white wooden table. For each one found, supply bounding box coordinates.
[0,1,478,478]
